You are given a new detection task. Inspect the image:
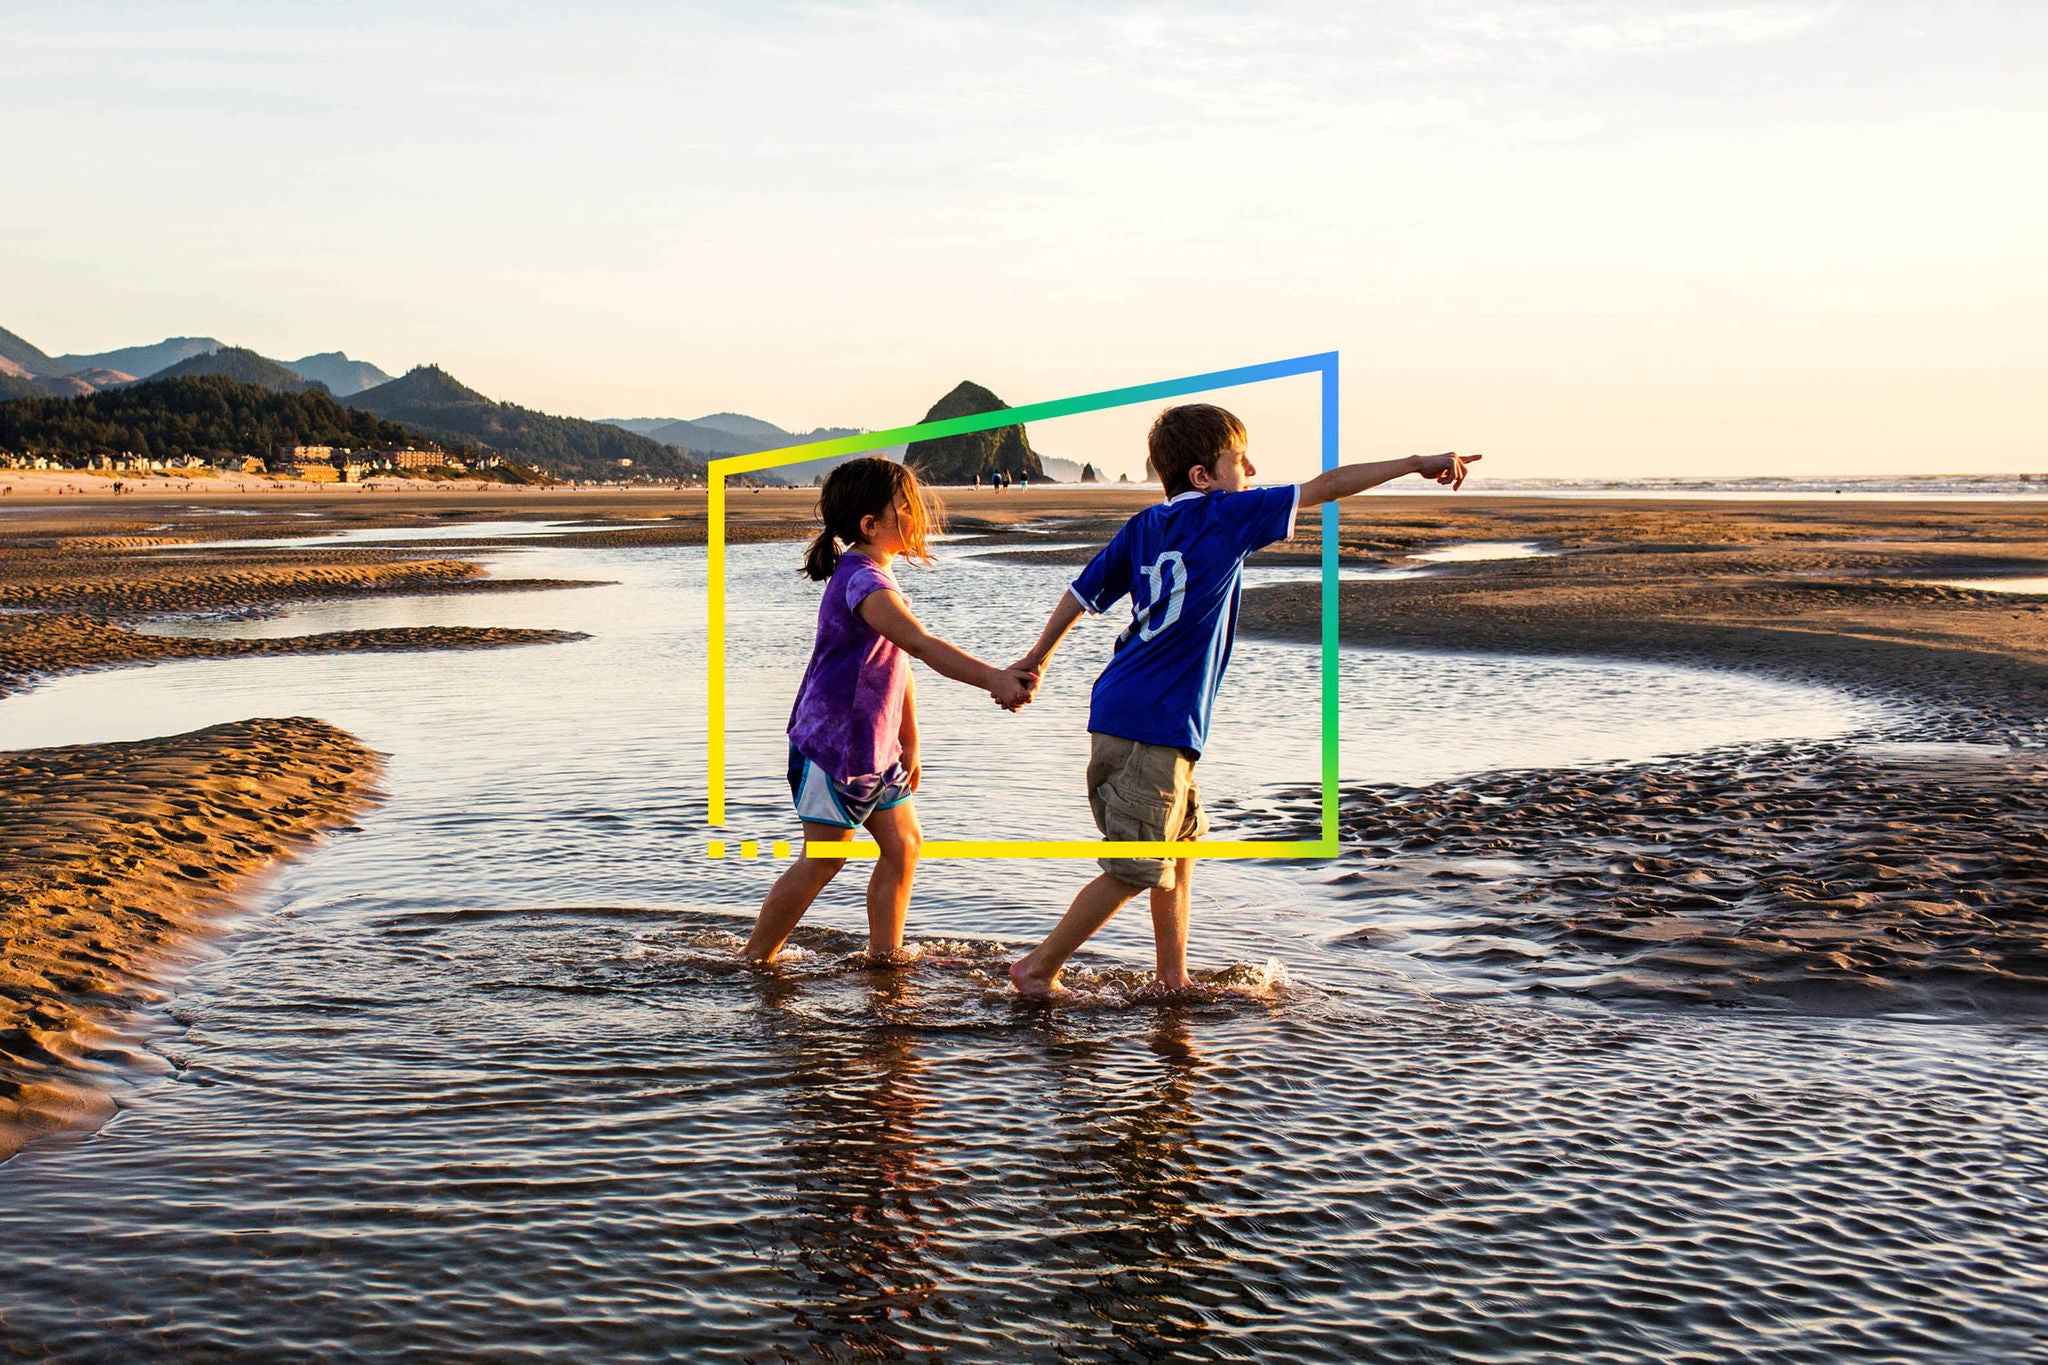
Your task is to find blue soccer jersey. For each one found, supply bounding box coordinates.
[1070,484,1300,755]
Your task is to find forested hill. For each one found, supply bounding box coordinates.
[0,377,427,463]
[346,366,701,481]
[149,346,327,393]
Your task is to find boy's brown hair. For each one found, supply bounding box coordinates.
[1146,403,1247,496]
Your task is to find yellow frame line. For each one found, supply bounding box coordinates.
[704,352,1340,859]
[708,471,727,824]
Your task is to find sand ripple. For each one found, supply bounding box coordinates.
[1235,738,2048,1015]
[0,717,378,1157]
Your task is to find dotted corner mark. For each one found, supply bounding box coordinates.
[707,839,795,859]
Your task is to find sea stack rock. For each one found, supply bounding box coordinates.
[902,381,1045,485]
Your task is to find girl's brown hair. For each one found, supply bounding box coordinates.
[803,457,941,581]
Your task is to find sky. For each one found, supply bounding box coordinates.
[5,0,2043,483]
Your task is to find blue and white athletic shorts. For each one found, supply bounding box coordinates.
[787,744,915,829]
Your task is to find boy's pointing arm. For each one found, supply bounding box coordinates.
[1299,452,1480,506]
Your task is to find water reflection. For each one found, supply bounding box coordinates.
[756,970,946,1357]
[1039,1012,1241,1361]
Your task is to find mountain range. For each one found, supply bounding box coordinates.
[3,321,1087,483]
[0,326,394,397]
[0,376,431,467]
[56,336,219,382]
[599,412,906,485]
[344,366,700,482]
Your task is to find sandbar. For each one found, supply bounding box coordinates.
[0,717,378,1159]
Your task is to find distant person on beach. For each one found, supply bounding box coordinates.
[742,457,1038,964]
[1006,404,1477,998]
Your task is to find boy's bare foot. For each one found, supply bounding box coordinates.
[1009,956,1062,999]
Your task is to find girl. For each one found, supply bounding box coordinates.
[741,457,1036,963]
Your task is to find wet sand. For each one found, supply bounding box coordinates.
[0,485,1120,698]
[1226,496,2048,1016]
[0,494,635,1152]
[0,494,630,699]
[0,717,379,1159]
[1240,497,2048,731]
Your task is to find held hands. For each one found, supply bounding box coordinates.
[1415,451,1481,490]
[988,665,1040,712]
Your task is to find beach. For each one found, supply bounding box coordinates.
[4,486,2045,1095]
[0,485,2042,1358]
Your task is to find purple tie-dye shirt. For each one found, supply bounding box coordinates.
[787,551,911,785]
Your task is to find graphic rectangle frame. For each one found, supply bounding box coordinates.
[707,352,1340,860]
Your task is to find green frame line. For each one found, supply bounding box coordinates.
[706,351,1341,860]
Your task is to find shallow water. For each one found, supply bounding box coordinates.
[2,539,2041,1362]
[163,517,661,551]
[1410,540,1552,563]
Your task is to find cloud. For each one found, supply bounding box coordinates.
[1442,1,1843,54]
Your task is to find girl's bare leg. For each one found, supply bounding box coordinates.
[741,822,853,961]
[861,800,922,958]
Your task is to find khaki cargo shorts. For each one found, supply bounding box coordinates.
[1087,732,1208,890]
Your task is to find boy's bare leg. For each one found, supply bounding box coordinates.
[741,822,852,962]
[1010,872,1144,997]
[861,801,922,958]
[1148,857,1195,992]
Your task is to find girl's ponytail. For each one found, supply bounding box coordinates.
[800,456,940,581]
[803,528,840,582]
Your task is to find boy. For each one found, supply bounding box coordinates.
[1007,403,1477,998]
